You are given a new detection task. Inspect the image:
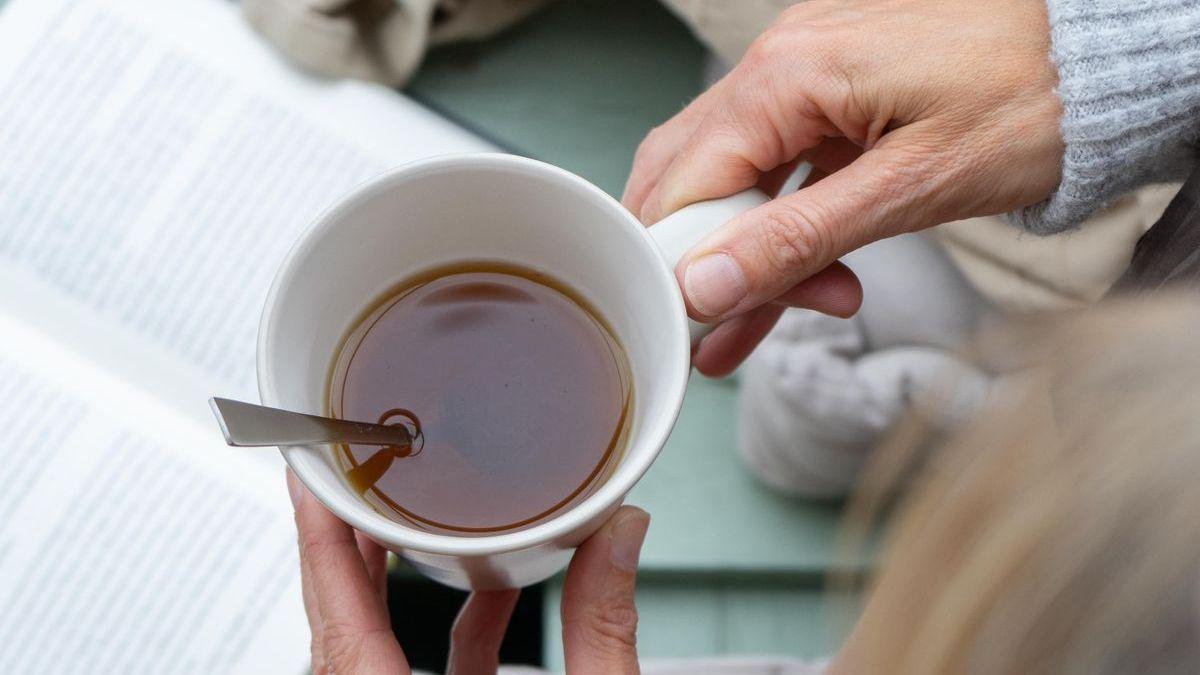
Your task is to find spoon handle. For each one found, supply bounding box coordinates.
[209,397,412,448]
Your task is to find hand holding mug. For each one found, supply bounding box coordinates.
[287,470,648,675]
[625,0,1064,375]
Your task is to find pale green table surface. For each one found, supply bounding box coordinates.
[408,0,856,665]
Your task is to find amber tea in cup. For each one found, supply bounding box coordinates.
[327,262,632,535]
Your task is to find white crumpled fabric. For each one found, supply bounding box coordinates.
[738,233,994,499]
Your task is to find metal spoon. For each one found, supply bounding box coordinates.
[209,397,414,448]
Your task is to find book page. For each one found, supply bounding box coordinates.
[0,0,494,415]
[0,313,308,673]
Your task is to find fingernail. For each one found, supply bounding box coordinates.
[610,508,650,572]
[286,470,303,509]
[684,253,747,318]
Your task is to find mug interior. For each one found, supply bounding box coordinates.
[258,154,690,555]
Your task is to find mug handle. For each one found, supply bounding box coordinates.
[646,189,771,345]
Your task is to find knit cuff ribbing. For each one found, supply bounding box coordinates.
[1011,0,1200,234]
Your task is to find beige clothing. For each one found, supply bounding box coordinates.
[660,0,796,64]
[930,185,1178,312]
[242,0,549,86]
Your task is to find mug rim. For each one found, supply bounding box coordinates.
[257,152,691,556]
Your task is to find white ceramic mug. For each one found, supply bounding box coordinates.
[259,153,766,590]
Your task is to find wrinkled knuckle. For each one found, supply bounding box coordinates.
[800,22,838,54]
[742,30,780,71]
[744,24,844,104]
[745,26,794,67]
[321,617,363,644]
[311,647,330,675]
[635,125,667,159]
[799,28,854,85]
[299,539,334,567]
[881,144,954,198]
[324,625,396,673]
[322,631,368,673]
[758,206,828,274]
[584,601,639,653]
[757,28,792,59]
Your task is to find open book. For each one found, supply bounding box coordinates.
[0,0,493,670]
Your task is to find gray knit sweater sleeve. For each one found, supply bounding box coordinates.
[1012,0,1200,234]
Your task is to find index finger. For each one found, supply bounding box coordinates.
[640,60,843,224]
[293,475,408,673]
[622,72,735,217]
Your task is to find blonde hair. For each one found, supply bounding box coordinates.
[837,293,1200,675]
